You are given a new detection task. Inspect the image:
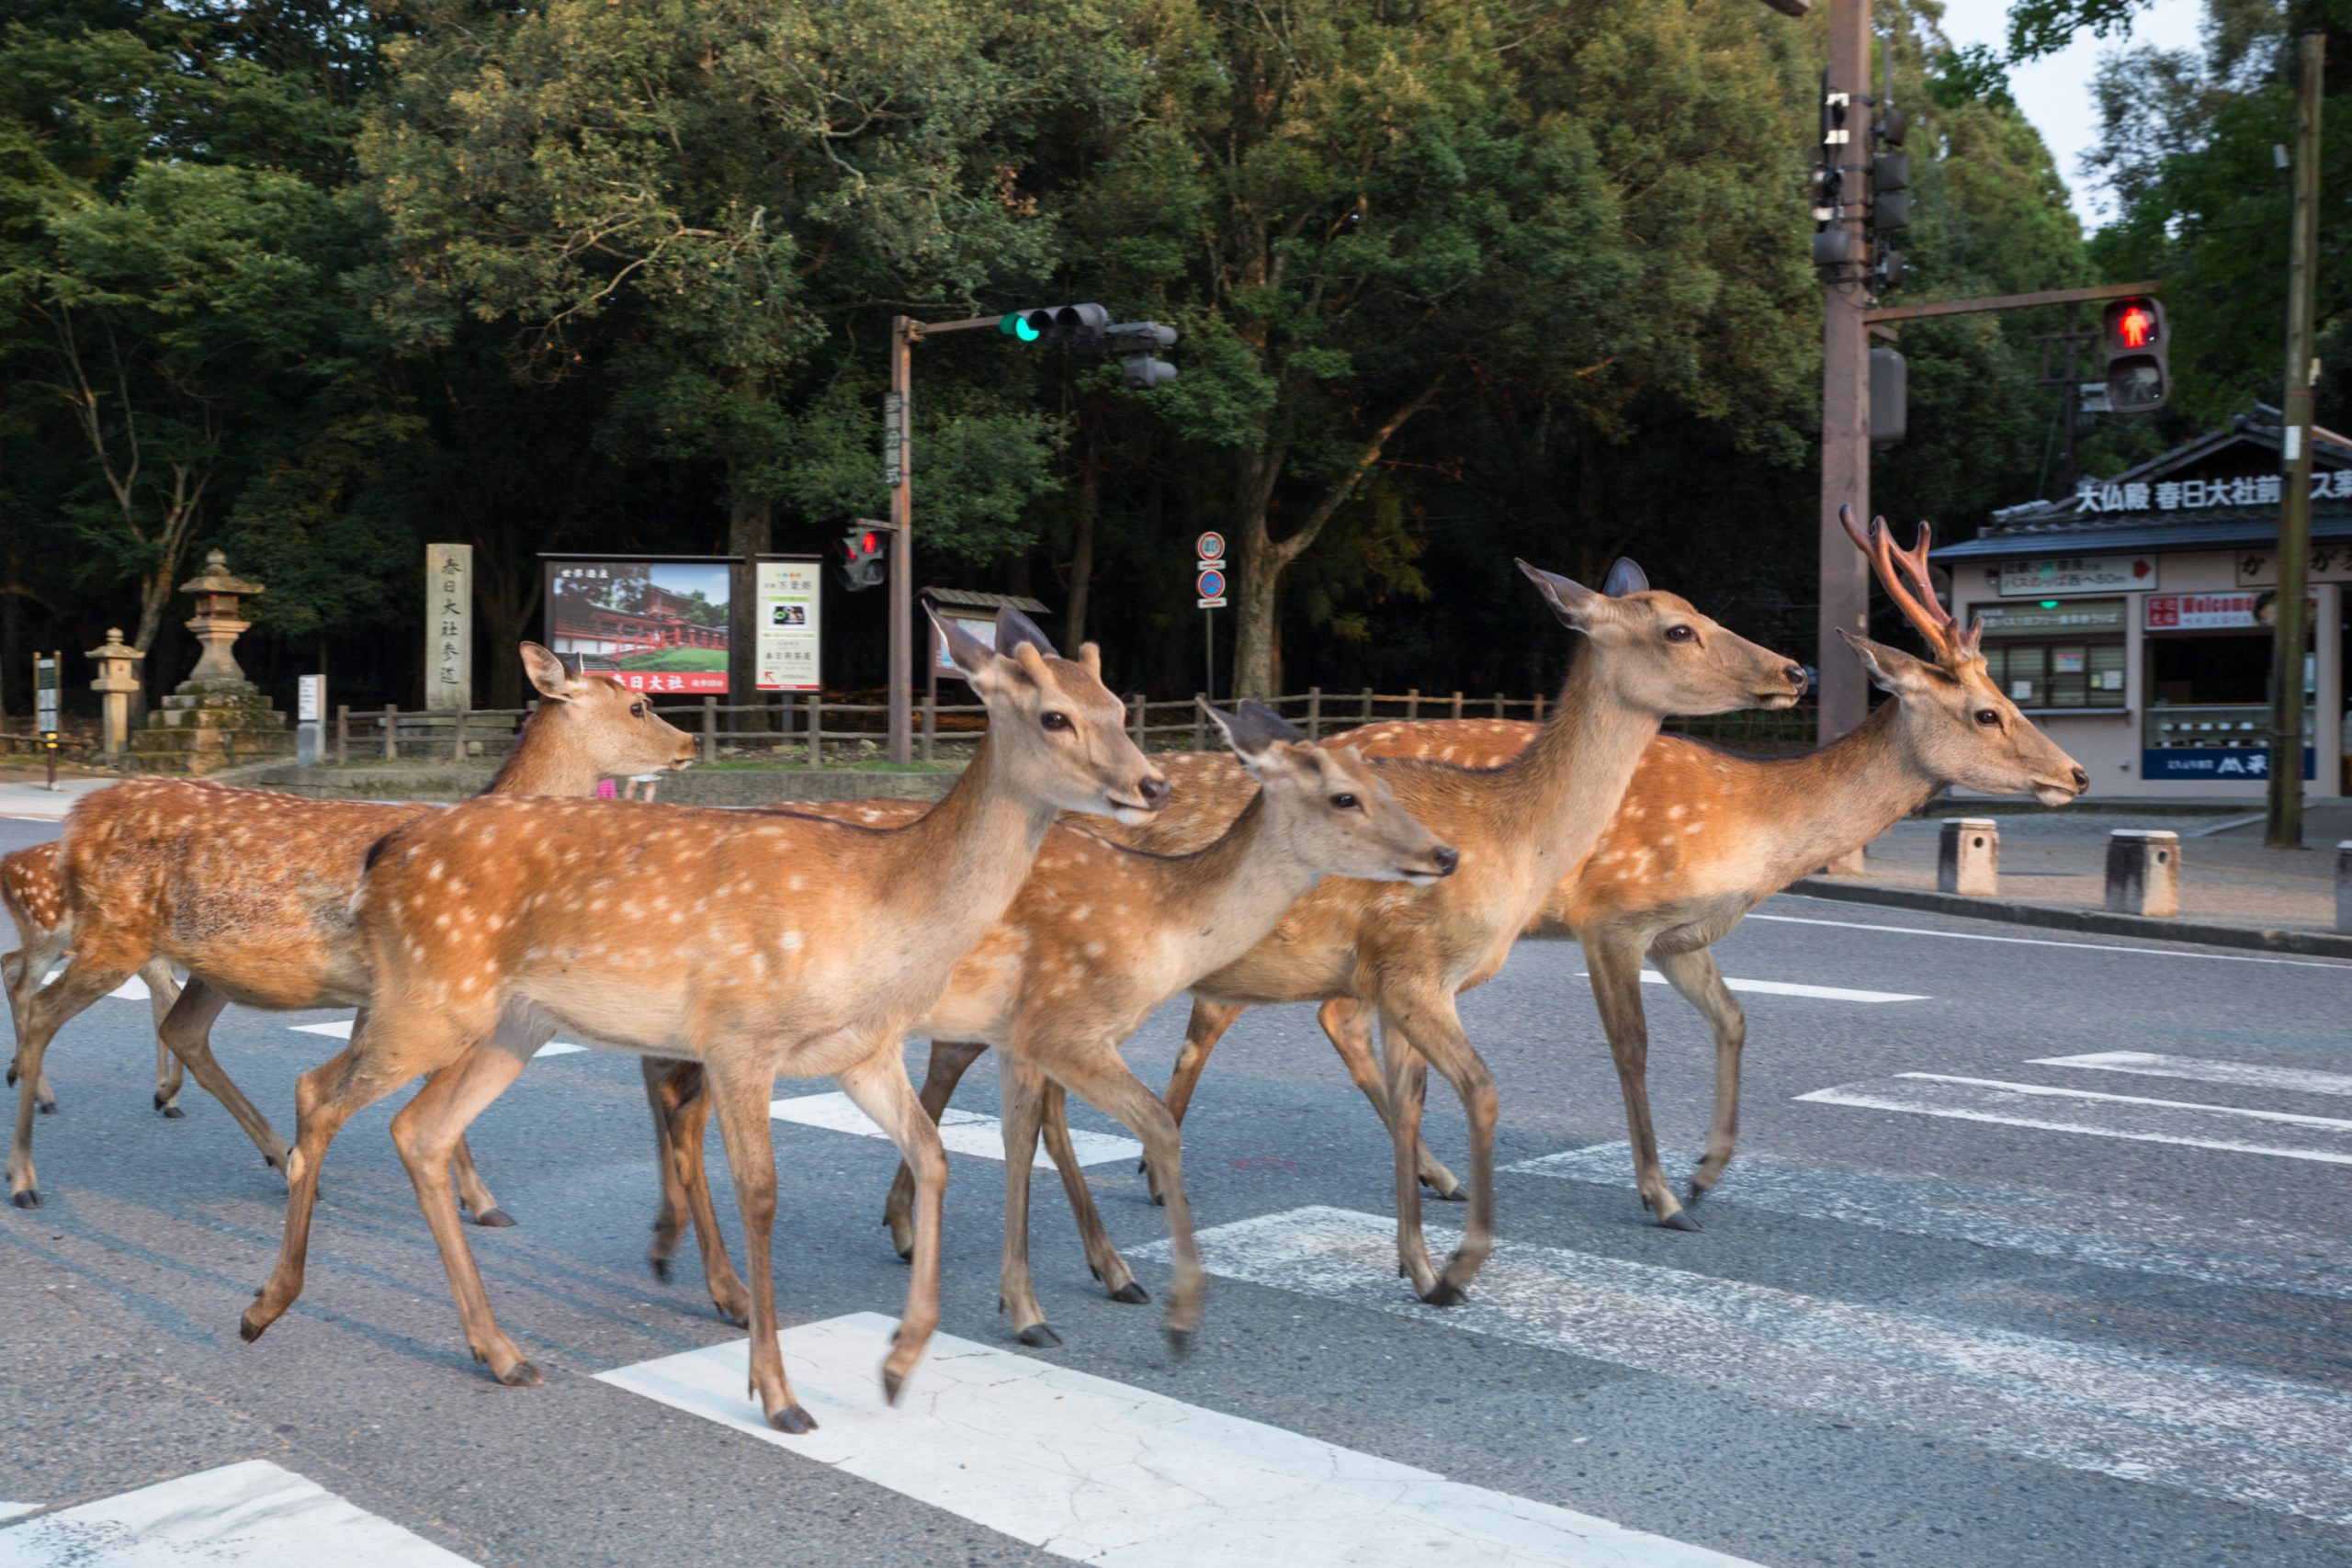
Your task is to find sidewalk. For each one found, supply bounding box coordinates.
[0,776,118,822]
[1795,802,2352,958]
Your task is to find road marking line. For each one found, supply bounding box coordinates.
[0,1459,478,1565]
[768,1091,1141,1168]
[1753,908,2352,968]
[0,1506,31,1525]
[288,1019,583,1057]
[1508,1141,2352,1300]
[1797,1073,2352,1165]
[35,967,151,1001]
[599,1312,1766,1568]
[1146,1207,2352,1528]
[2033,1051,2352,1099]
[1578,971,1924,1003]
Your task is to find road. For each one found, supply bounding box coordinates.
[2,808,2348,1567]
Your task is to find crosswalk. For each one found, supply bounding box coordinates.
[769,1089,1145,1167]
[287,1018,586,1056]
[0,1460,478,1566]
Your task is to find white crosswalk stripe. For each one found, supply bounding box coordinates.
[1146,1206,2352,1528]
[600,1312,1767,1568]
[288,1019,585,1056]
[1578,971,1925,1003]
[0,1460,478,1566]
[1508,1141,2352,1300]
[2032,1051,2352,1099]
[768,1091,1142,1168]
[1797,1072,2352,1165]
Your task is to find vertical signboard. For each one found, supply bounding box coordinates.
[754,557,823,692]
[425,544,473,710]
[34,654,60,733]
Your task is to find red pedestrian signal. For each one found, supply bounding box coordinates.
[840,526,888,592]
[2099,297,2169,413]
[2113,303,2154,350]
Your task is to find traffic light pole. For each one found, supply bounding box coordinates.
[1815,0,1874,761]
[2267,28,2325,848]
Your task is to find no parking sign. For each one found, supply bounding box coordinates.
[1196,532,1227,607]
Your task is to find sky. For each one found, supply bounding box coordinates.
[1937,0,2211,228]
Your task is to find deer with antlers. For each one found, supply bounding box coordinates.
[970,510,2086,1258]
[238,612,1166,1432]
[6,646,696,1213]
[639,700,1456,1348]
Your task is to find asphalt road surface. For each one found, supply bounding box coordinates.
[2,810,2348,1567]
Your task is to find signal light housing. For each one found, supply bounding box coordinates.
[2099,296,2169,412]
[839,526,888,592]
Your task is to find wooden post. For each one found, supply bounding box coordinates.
[451,702,469,763]
[701,696,718,763]
[1361,686,1373,724]
[921,690,936,764]
[1406,688,1420,721]
[1493,692,1506,717]
[1450,690,1464,719]
[1306,686,1322,740]
[335,704,349,765]
[382,704,397,761]
[2267,28,2326,847]
[808,691,824,769]
[1533,692,1546,723]
[1194,694,1207,751]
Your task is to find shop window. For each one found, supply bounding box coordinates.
[1982,640,2126,708]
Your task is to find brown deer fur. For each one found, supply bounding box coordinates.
[6,645,696,1211]
[235,612,1166,1435]
[5,843,181,1116]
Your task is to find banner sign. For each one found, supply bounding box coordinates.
[754,558,822,692]
[1996,555,2153,597]
[2076,469,2352,513]
[2235,543,2352,587]
[544,556,733,694]
[2143,747,2313,781]
[1973,598,2127,636]
[426,544,473,709]
[34,655,59,733]
[2144,592,2311,631]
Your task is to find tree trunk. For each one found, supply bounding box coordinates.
[727,491,772,733]
[1065,455,1098,648]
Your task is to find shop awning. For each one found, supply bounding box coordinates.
[1933,508,2352,562]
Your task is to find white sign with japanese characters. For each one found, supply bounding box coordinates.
[1996,555,2154,597]
[2075,468,2352,513]
[754,558,822,692]
[425,544,472,710]
[2234,543,2352,587]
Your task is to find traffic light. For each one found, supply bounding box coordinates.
[839,526,888,592]
[999,303,1110,349]
[997,303,1180,388]
[2100,296,2169,412]
[1111,321,1178,389]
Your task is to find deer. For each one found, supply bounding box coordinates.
[236,611,1167,1434]
[638,700,1457,1348]
[996,509,2086,1253]
[6,844,183,1117]
[6,645,696,1213]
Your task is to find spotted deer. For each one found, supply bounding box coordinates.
[5,845,181,1116]
[642,701,1456,1348]
[238,612,1166,1434]
[1017,510,2085,1246]
[6,645,695,1212]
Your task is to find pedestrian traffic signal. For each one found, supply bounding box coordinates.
[839,526,888,592]
[2100,296,2169,412]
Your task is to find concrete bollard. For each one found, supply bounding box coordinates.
[1938,818,1999,896]
[2106,829,2181,919]
[2336,842,2352,936]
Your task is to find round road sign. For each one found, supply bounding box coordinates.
[1195,531,1226,562]
[1195,568,1226,599]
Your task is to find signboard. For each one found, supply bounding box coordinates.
[933,610,997,678]
[2143,748,2313,782]
[34,654,59,734]
[1196,567,1227,609]
[1996,555,2153,597]
[883,393,905,489]
[1973,598,2127,637]
[544,556,733,694]
[2075,469,2352,513]
[2235,543,2352,587]
[2144,592,2312,631]
[1195,531,1226,563]
[297,674,324,724]
[753,557,822,692]
[425,544,473,710]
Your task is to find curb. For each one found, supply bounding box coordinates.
[1788,877,2352,961]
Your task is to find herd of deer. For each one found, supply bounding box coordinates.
[2,511,2086,1433]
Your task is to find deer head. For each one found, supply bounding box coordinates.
[1838,507,2087,807]
[933,609,1168,823]
[515,642,699,776]
[1517,559,1808,717]
[1209,700,1459,885]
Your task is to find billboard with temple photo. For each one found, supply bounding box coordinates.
[543,556,734,694]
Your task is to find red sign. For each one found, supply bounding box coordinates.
[1195,531,1226,562]
[2145,592,2260,630]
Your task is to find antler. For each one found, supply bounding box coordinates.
[1838,503,1980,661]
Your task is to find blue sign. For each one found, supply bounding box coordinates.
[2142,748,2313,782]
[1196,569,1226,599]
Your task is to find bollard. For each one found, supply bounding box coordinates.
[2105,829,2180,919]
[1938,818,1999,896]
[2336,841,2352,936]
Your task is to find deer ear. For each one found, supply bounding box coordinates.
[1838,628,1938,694]
[1236,698,1306,746]
[993,608,1059,662]
[1601,558,1649,597]
[1208,703,1306,782]
[520,643,578,703]
[1516,559,1601,631]
[932,610,1001,690]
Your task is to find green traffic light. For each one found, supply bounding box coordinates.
[1001,311,1041,343]
[2040,600,2060,609]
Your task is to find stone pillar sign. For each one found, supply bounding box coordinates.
[131,549,291,774]
[426,543,472,711]
[85,627,143,757]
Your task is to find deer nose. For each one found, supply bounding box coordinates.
[1430,845,1460,875]
[2070,766,2088,792]
[1136,773,1170,810]
[1782,662,1809,694]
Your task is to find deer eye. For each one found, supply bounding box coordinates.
[1664,625,1696,643]
[1974,708,2001,728]
[1040,711,1073,733]
[630,702,647,718]
[1329,793,1362,811]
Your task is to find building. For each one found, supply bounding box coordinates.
[1933,407,2352,799]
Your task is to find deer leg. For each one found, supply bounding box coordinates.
[1652,946,1747,1207]
[1585,931,1690,1230]
[153,979,294,1175]
[1038,1081,1144,1303]
[1376,987,1498,1303]
[386,1031,540,1385]
[994,1055,1057,1346]
[648,1060,751,1325]
[885,1040,987,1260]
[833,1046,948,1407]
[141,959,184,1115]
[9,961,127,1206]
[641,1057,689,1279]
[449,1133,511,1227]
[1323,997,1464,1200]
[704,1050,815,1432]
[1145,998,1242,1203]
[5,937,68,1116]
[1041,1044,1204,1349]
[1376,1012,1441,1296]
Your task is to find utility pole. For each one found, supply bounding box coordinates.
[888,316,915,764]
[2267,28,2325,848]
[1816,0,1874,751]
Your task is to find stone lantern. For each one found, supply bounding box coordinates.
[85,627,143,758]
[132,549,292,774]
[180,549,265,685]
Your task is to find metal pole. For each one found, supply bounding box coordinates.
[888,316,915,764]
[1816,0,1873,747]
[2268,28,2325,848]
[1204,608,1215,706]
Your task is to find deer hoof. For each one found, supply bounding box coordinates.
[769,1403,818,1435]
[11,1188,39,1210]
[1420,1279,1468,1307]
[1136,1157,1149,1176]
[158,1104,184,1119]
[1164,1325,1194,1359]
[471,1208,516,1228]
[1109,1281,1150,1305]
[1016,1324,1062,1348]
[1685,1181,1714,1208]
[1426,1183,1467,1202]
[38,1098,59,1116]
[648,1257,671,1284]
[713,1299,749,1328]
[495,1360,544,1388]
[238,1308,268,1342]
[896,1244,912,1263]
[1657,1210,1702,1233]
[882,1369,906,1405]
[1151,1190,1166,1208]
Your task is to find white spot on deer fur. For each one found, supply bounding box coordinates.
[780,931,803,953]
[788,876,806,892]
[427,861,445,881]
[435,913,451,930]
[1668,805,1686,819]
